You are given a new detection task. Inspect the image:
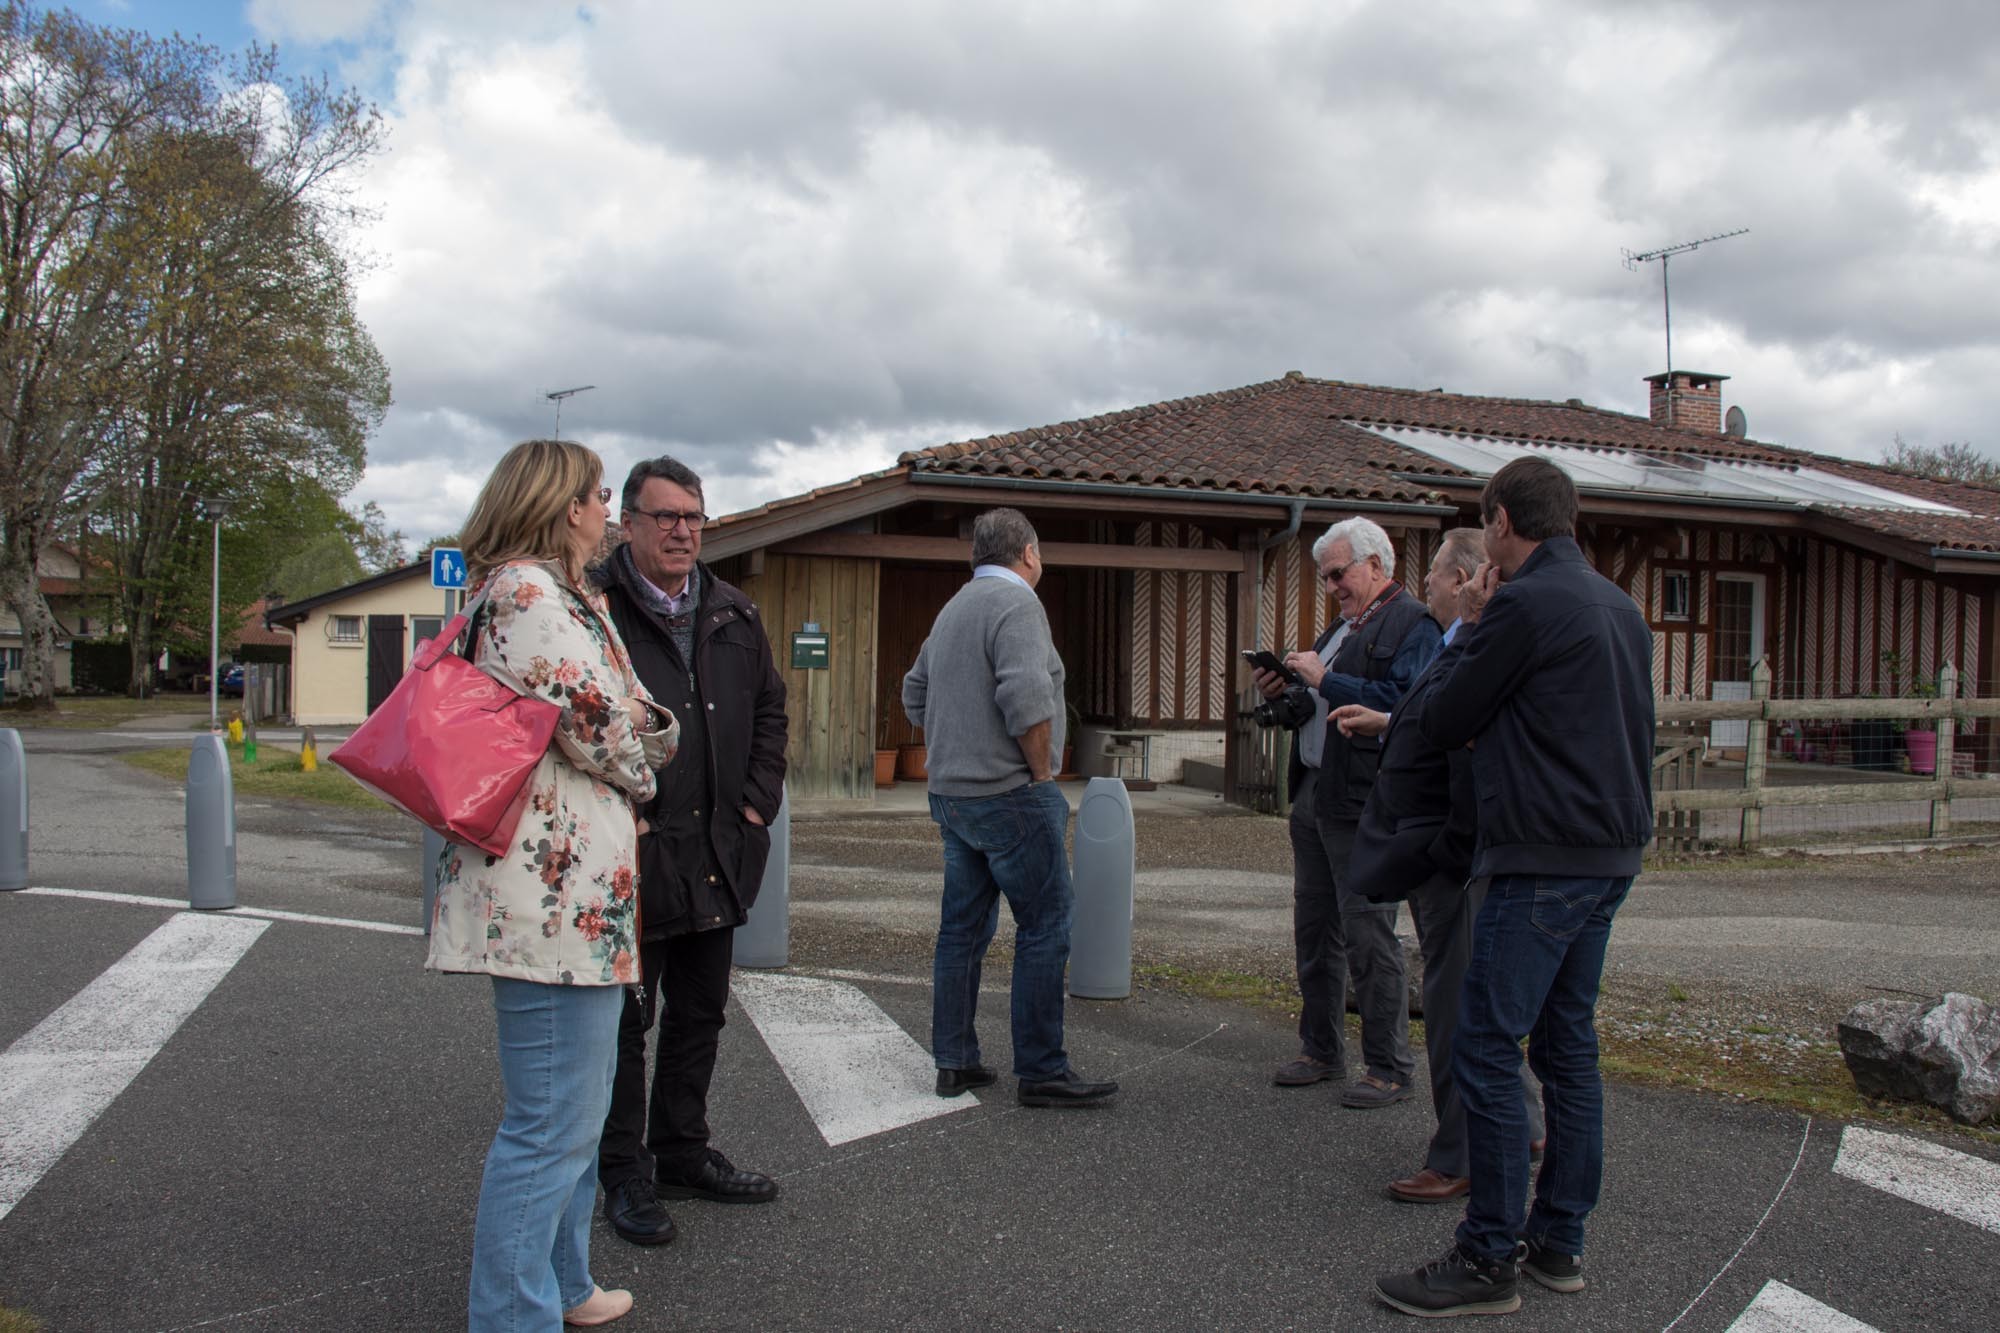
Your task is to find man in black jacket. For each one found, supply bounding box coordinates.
[1375,457,1653,1319]
[1333,527,1544,1206]
[1252,517,1439,1109]
[592,456,789,1247]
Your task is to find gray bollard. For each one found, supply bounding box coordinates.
[732,785,789,968]
[0,729,26,891]
[422,828,447,935]
[186,734,236,910]
[1069,776,1135,999]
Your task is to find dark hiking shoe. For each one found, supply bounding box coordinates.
[1374,1242,1522,1318]
[1341,1073,1416,1109]
[1520,1237,1585,1293]
[1273,1055,1341,1087]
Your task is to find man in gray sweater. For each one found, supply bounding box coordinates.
[902,508,1119,1108]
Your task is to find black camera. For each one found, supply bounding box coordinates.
[1253,686,1316,730]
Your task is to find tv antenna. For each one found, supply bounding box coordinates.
[1622,229,1748,380]
[545,384,596,440]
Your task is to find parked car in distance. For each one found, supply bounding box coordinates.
[219,664,244,696]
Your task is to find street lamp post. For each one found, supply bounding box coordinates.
[197,496,231,731]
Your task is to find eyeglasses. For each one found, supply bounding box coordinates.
[578,487,612,506]
[627,506,708,534]
[1319,562,1351,585]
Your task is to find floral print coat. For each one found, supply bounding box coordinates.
[426,560,679,986]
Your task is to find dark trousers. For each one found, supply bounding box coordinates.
[1456,874,1632,1262]
[597,926,735,1188]
[1407,874,1542,1178]
[1288,771,1413,1082]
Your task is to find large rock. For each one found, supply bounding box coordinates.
[1838,992,2000,1125]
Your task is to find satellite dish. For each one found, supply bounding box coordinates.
[1724,405,1747,438]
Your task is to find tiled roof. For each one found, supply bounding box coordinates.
[897,373,2000,553]
[1822,506,2000,554]
[899,373,1816,504]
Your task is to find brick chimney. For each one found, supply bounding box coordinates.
[1644,370,1728,432]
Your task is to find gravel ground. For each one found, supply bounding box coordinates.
[789,803,2000,1094]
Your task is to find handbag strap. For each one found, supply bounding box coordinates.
[411,577,497,671]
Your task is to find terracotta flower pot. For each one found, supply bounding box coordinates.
[896,743,928,781]
[874,748,897,788]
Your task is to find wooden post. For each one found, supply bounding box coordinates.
[1932,664,1957,838]
[1741,658,1770,849]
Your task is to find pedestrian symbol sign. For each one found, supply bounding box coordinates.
[431,547,468,590]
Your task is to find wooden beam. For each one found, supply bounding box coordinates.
[770,530,1246,573]
[703,473,912,560]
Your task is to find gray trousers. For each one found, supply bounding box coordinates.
[1288,772,1413,1082]
[1409,873,1543,1177]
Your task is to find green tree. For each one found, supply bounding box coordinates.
[74,46,387,693]
[0,5,210,706]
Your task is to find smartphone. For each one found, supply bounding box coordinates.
[1241,649,1300,683]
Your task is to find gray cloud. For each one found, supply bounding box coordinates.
[278,0,2000,537]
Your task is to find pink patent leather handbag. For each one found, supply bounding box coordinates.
[328,580,560,858]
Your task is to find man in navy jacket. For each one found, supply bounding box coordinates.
[1334,527,1544,1208]
[1375,457,1654,1319]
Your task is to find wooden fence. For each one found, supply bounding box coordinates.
[1653,660,2000,851]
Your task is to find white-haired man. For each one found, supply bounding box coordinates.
[1251,517,1440,1108]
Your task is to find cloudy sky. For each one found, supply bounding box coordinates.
[83,0,2000,540]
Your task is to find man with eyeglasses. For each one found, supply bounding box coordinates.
[589,456,789,1247]
[1250,517,1439,1109]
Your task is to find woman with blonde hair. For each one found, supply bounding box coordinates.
[428,438,677,1331]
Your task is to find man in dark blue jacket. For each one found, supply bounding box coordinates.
[1334,527,1544,1207]
[1375,457,1654,1319]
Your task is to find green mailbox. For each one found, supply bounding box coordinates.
[791,622,829,670]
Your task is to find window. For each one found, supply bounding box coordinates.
[411,617,443,653]
[0,648,19,673]
[330,615,363,644]
[1661,571,1691,622]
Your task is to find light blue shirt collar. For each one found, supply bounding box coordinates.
[1442,618,1463,646]
[973,563,1032,591]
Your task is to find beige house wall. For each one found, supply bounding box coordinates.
[289,573,457,725]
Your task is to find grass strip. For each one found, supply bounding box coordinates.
[120,742,385,812]
[1135,962,2000,1147]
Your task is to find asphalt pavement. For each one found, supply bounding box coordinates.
[2,735,1996,1332]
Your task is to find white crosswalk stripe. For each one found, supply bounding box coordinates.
[1833,1125,2000,1238]
[1726,1280,1882,1332]
[732,971,977,1146]
[0,911,269,1222]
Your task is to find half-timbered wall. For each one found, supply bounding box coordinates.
[1793,537,1983,700]
[1130,520,1233,726]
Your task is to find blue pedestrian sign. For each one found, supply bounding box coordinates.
[431,547,468,590]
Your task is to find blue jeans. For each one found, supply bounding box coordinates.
[1454,874,1631,1262]
[929,781,1073,1082]
[469,978,624,1332]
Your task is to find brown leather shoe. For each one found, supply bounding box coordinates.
[1386,1168,1471,1204]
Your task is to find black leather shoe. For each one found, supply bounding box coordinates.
[1017,1070,1119,1108]
[657,1148,779,1205]
[603,1176,676,1246]
[936,1064,1000,1097]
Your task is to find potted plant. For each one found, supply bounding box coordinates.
[1903,676,1942,775]
[896,732,928,781]
[1881,650,1940,775]
[874,746,897,788]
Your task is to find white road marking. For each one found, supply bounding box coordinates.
[0,912,269,1222]
[1832,1125,2000,1236]
[22,886,423,936]
[732,972,977,1147]
[1725,1280,1881,1332]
